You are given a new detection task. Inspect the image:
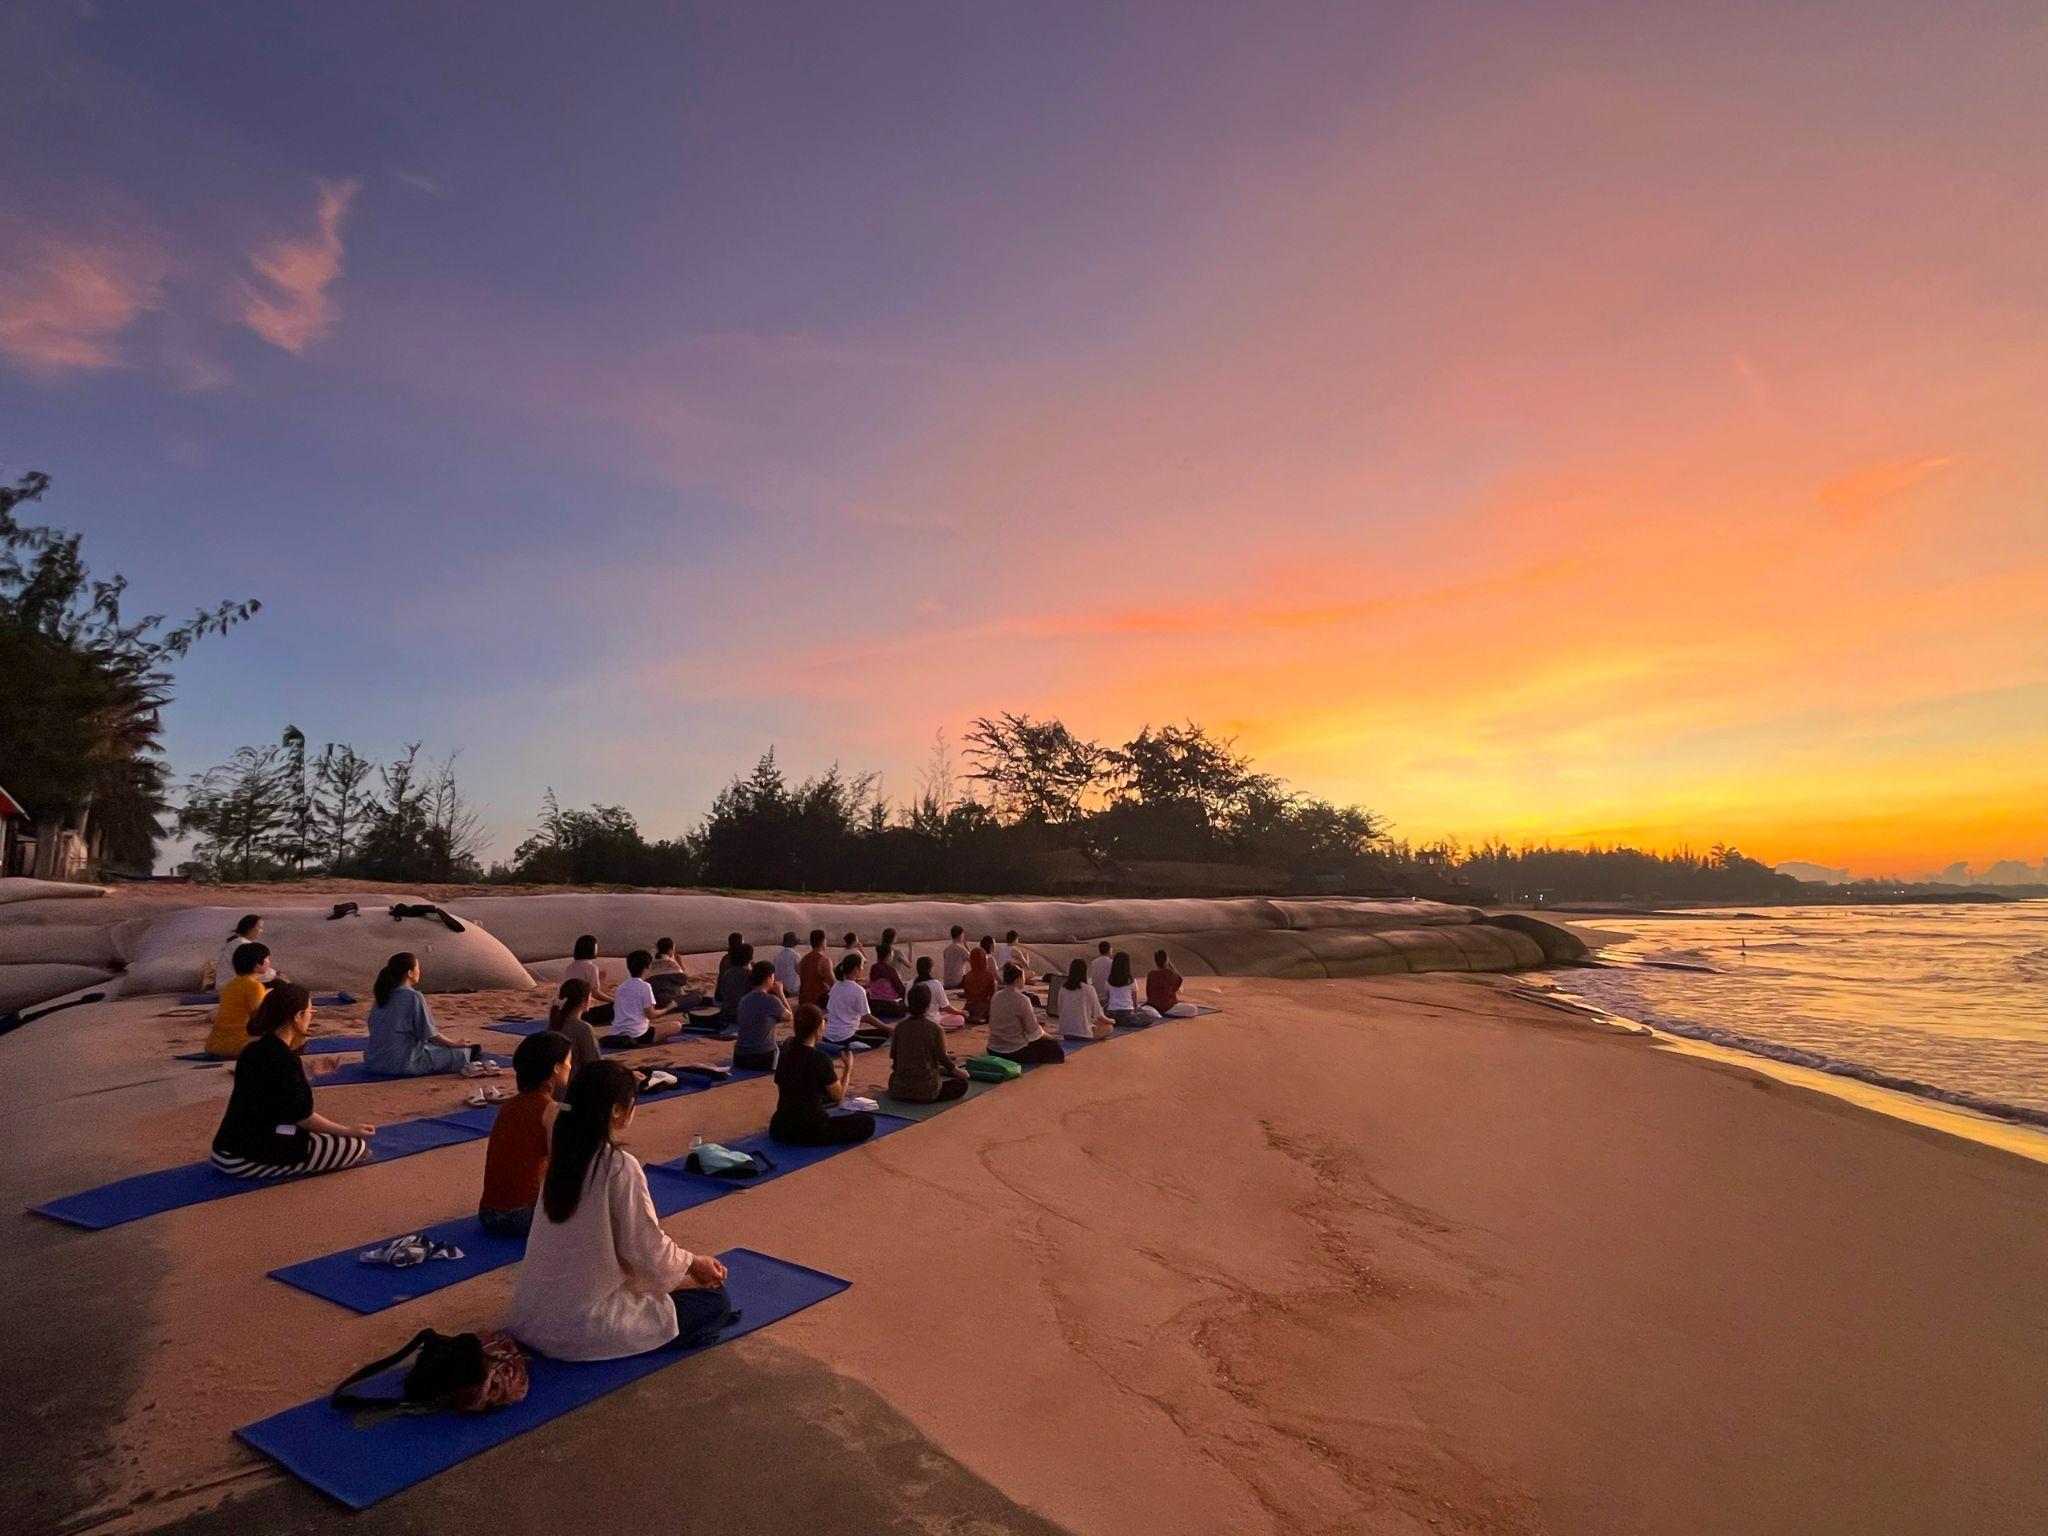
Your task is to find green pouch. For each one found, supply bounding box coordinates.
[964,1054,1022,1082]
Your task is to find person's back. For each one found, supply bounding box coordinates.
[363,985,428,1074]
[961,954,996,1022]
[1056,980,1107,1040]
[1088,948,1113,1002]
[734,985,786,1067]
[824,975,869,1044]
[887,1011,952,1103]
[771,1038,837,1141]
[986,985,1041,1055]
[479,1087,552,1228]
[205,971,268,1057]
[797,945,833,1008]
[773,941,802,995]
[941,935,970,988]
[714,961,751,1022]
[513,1147,679,1360]
[1146,960,1183,1013]
[212,1030,310,1163]
[552,1013,602,1074]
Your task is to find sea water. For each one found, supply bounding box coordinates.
[1549,902,2048,1129]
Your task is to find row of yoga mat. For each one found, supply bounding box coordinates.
[40,1004,1214,1507]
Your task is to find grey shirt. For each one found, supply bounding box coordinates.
[735,989,790,1057]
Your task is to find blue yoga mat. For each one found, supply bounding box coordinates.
[178,991,357,1007]
[270,1161,742,1314]
[177,1035,369,1063]
[269,1107,897,1314]
[306,1053,511,1089]
[31,1111,490,1231]
[486,1017,549,1037]
[239,1247,851,1508]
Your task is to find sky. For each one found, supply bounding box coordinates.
[3,1,2044,880]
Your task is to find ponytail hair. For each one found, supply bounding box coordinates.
[542,1061,638,1224]
[550,977,590,1028]
[373,952,417,1008]
[249,982,312,1037]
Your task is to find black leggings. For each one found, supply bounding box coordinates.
[895,1077,970,1105]
[772,1112,876,1147]
[995,1037,1067,1065]
[732,1048,777,1073]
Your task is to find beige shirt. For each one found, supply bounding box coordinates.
[509,1147,699,1361]
[941,941,971,988]
[987,987,1047,1054]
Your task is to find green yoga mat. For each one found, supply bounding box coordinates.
[878,1077,1001,1121]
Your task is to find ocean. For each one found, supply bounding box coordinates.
[1546,902,2048,1130]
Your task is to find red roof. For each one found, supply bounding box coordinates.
[0,782,24,819]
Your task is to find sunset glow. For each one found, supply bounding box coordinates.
[4,2,2043,877]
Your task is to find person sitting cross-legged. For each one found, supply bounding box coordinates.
[987,963,1065,1065]
[211,984,376,1179]
[478,1031,573,1237]
[770,1004,877,1147]
[548,979,604,1079]
[1054,957,1113,1042]
[510,1062,734,1361]
[204,940,273,1058]
[960,946,997,1026]
[605,949,685,1048]
[866,945,909,1020]
[910,956,964,1027]
[825,953,892,1048]
[886,983,970,1105]
[733,959,790,1073]
[365,952,480,1077]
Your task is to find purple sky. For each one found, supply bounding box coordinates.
[5,2,2045,875]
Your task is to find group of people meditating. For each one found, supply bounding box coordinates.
[199,915,1194,1361]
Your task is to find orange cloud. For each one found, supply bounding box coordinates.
[0,237,163,375]
[237,179,359,352]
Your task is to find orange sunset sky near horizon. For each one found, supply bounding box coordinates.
[3,3,2044,879]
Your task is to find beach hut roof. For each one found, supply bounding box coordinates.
[0,782,25,819]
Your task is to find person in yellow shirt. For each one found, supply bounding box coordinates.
[204,942,272,1057]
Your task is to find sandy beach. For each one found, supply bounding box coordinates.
[4,966,2044,1536]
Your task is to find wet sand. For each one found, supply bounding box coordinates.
[5,973,2045,1535]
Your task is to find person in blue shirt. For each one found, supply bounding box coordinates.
[363,951,479,1077]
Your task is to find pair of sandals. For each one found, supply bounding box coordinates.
[465,1083,516,1106]
[357,1235,466,1268]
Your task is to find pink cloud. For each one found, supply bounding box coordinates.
[0,237,164,375]
[236,178,359,352]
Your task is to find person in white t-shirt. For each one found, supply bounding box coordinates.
[609,949,683,1046]
[1054,958,1112,1041]
[1104,951,1146,1026]
[824,953,891,1047]
[1087,940,1114,1003]
[910,955,964,1027]
[772,931,802,995]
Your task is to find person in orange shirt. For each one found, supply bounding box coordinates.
[479,1031,573,1237]
[203,942,272,1057]
[796,928,835,1011]
[960,946,998,1025]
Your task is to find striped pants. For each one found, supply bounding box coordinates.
[211,1133,372,1180]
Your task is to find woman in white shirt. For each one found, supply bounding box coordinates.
[510,1062,732,1361]
[1054,958,1112,1041]
[910,956,963,1027]
[824,954,892,1047]
[1104,951,1145,1027]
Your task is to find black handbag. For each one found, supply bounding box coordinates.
[330,1328,526,1415]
